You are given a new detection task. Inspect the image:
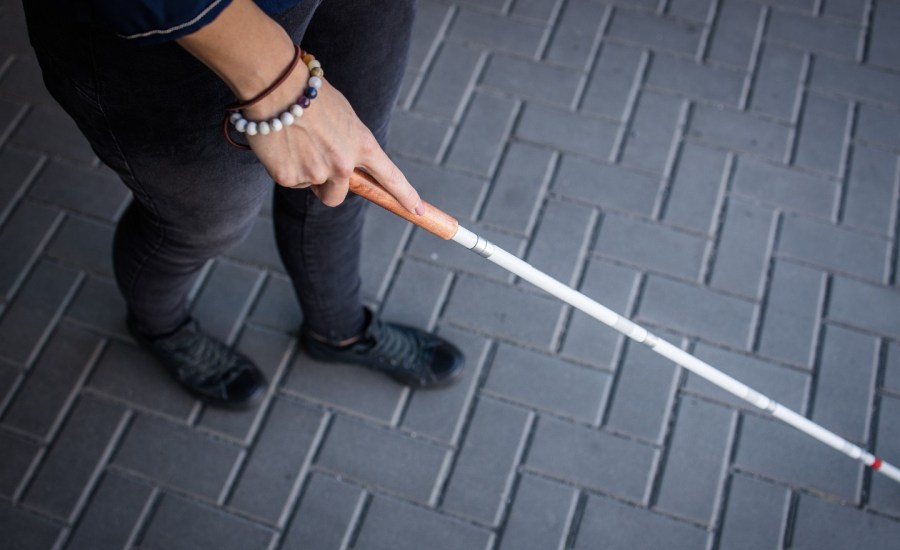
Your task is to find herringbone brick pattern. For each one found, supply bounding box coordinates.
[1,0,899,548]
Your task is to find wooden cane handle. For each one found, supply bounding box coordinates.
[349,169,459,240]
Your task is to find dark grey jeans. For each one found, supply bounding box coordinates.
[24,0,414,342]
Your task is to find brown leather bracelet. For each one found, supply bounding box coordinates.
[227,44,303,112]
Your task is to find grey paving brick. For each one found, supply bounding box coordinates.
[0,362,20,411]
[869,394,900,516]
[446,91,518,176]
[544,0,607,70]
[413,42,482,120]
[0,430,39,498]
[526,415,658,501]
[516,102,617,160]
[65,276,127,336]
[689,104,789,160]
[594,213,706,279]
[749,42,805,121]
[791,493,900,549]
[282,348,406,422]
[225,216,282,272]
[717,473,791,550]
[0,0,32,55]
[886,341,900,396]
[444,275,563,348]
[23,395,126,521]
[112,414,241,501]
[869,0,900,71]
[638,275,755,348]
[828,275,900,337]
[190,260,263,344]
[360,206,408,301]
[0,502,64,550]
[822,0,866,21]
[581,42,644,121]
[228,397,324,524]
[402,326,488,444]
[355,495,493,550]
[794,92,849,175]
[664,142,728,234]
[0,200,60,299]
[778,214,889,280]
[574,494,709,549]
[524,198,594,285]
[856,102,900,151]
[684,342,810,412]
[0,147,41,221]
[0,259,81,366]
[499,473,577,550]
[731,157,836,217]
[767,9,861,57]
[647,53,744,106]
[3,324,100,439]
[758,260,823,366]
[66,472,153,550]
[480,144,553,233]
[409,223,524,281]
[0,96,25,144]
[709,198,774,298]
[196,327,293,441]
[448,8,545,56]
[28,160,129,221]
[811,55,900,106]
[481,53,581,106]
[655,397,734,525]
[843,145,898,236]
[246,274,302,332]
[397,157,488,222]
[0,56,56,106]
[485,343,610,423]
[45,216,114,278]
[87,340,197,420]
[382,259,451,330]
[607,9,701,55]
[812,325,877,444]
[10,104,95,163]
[281,473,363,549]
[552,154,660,215]
[407,0,452,71]
[561,259,639,369]
[768,0,815,11]
[606,341,680,443]
[669,0,713,21]
[620,91,683,175]
[386,110,449,161]
[442,397,531,524]
[511,0,562,20]
[315,415,449,503]
[706,0,761,67]
[734,414,862,501]
[139,493,274,550]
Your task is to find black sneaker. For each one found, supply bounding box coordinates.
[128,316,267,408]
[300,310,464,388]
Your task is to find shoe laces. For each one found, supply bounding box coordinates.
[360,319,432,372]
[163,323,245,384]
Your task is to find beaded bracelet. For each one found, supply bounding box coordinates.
[223,45,325,150]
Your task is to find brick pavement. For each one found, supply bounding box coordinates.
[1,0,900,548]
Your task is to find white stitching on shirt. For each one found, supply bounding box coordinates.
[119,0,227,40]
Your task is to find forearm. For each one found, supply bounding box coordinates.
[176,0,304,118]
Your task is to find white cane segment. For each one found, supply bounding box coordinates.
[450,224,900,484]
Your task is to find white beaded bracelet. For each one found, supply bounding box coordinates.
[223,47,325,149]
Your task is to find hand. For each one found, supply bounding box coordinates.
[177,0,421,213]
[244,75,422,213]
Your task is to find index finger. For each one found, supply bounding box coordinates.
[358,150,422,215]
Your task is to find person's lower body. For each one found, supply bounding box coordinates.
[23,0,463,407]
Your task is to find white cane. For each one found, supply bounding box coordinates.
[350,169,900,484]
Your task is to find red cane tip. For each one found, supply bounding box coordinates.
[872,457,882,470]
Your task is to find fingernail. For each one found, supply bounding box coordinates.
[414,201,425,216]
